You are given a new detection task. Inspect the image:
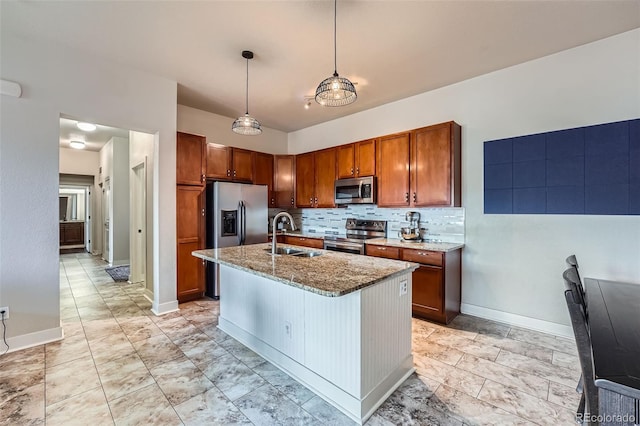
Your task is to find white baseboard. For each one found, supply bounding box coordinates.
[3,326,63,354]
[460,303,573,339]
[143,288,153,303]
[151,299,179,316]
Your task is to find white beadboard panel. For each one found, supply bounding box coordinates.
[360,273,413,395]
[304,289,362,397]
[217,316,365,424]
[219,266,305,362]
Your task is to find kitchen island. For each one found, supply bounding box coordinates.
[193,244,418,424]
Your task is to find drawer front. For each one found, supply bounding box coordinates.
[284,236,323,249]
[402,249,443,266]
[365,245,400,260]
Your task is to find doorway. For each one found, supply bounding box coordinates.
[130,161,146,284]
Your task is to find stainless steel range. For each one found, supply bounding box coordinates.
[323,218,387,255]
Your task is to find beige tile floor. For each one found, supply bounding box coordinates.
[0,252,581,425]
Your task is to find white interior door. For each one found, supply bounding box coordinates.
[103,178,111,263]
[131,162,146,284]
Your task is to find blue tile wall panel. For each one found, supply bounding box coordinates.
[546,128,584,159]
[585,184,629,215]
[546,157,584,187]
[484,139,513,164]
[513,134,545,162]
[630,184,640,215]
[513,188,546,214]
[513,160,545,188]
[547,186,585,214]
[484,189,513,214]
[484,118,639,215]
[585,121,629,158]
[484,163,513,189]
[585,155,629,185]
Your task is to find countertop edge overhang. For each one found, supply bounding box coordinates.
[193,243,419,297]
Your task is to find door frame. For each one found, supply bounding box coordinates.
[130,160,147,284]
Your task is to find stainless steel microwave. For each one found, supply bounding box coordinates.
[334,176,376,205]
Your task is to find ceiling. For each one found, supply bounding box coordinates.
[3,1,639,133]
[59,117,129,152]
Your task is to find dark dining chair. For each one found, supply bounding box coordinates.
[566,255,587,308]
[563,267,588,319]
[564,276,598,425]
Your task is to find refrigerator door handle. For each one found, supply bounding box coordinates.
[237,201,243,246]
[242,201,247,245]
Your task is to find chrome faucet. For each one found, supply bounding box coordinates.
[272,212,296,255]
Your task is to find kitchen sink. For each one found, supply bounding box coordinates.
[264,247,304,255]
[264,248,323,257]
[291,251,323,258]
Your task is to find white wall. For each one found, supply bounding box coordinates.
[130,130,155,296]
[289,29,640,332]
[0,34,178,348]
[178,104,288,154]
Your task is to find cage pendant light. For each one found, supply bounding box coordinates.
[315,0,357,107]
[232,50,262,135]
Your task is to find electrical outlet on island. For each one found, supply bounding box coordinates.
[399,280,408,296]
[0,307,8,320]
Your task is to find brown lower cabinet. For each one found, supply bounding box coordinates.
[60,222,84,246]
[366,244,461,324]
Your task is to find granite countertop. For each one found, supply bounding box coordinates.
[193,243,418,297]
[365,238,464,252]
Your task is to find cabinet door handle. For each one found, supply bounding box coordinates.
[380,247,386,251]
[314,197,318,204]
[356,167,359,175]
[233,170,237,177]
[291,198,294,205]
[271,198,275,205]
[202,259,205,265]
[201,208,205,217]
[227,169,231,177]
[351,168,354,175]
[405,193,409,202]
[413,192,417,202]
[201,174,205,183]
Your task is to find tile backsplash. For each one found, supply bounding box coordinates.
[269,205,465,244]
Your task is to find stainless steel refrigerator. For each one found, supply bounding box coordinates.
[206,181,268,298]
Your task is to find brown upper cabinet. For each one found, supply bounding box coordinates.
[295,148,337,208]
[376,122,461,207]
[206,144,254,182]
[337,138,376,179]
[177,132,206,186]
[254,152,275,207]
[411,122,461,207]
[274,155,296,208]
[376,132,411,207]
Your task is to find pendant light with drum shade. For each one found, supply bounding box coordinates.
[315,0,357,107]
[232,50,262,135]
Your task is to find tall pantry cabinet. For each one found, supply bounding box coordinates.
[176,132,206,302]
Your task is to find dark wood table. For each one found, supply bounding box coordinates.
[584,278,640,426]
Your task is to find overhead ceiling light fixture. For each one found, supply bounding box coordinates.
[69,140,86,149]
[76,122,97,131]
[232,50,262,136]
[315,0,357,107]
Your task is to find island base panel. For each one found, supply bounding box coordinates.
[218,265,414,424]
